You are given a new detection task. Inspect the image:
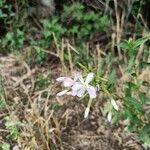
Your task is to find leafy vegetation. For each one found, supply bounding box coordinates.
[0,0,150,149]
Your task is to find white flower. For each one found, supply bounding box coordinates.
[56,73,79,87]
[111,99,119,111]
[56,90,68,96]
[56,77,75,87]
[72,73,96,99]
[56,73,80,96]
[84,107,90,118]
[107,112,112,122]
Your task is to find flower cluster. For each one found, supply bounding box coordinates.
[56,72,96,99]
[56,72,119,121]
[56,72,97,118]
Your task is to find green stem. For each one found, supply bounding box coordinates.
[97,76,108,82]
[101,85,112,99]
[87,99,93,108]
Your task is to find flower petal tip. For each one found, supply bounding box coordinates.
[111,99,119,111]
[107,112,112,122]
[84,107,90,118]
[56,90,68,96]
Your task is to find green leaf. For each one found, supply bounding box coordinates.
[77,62,89,72]
[133,36,150,49]
[124,82,138,97]
[0,99,6,109]
[1,143,10,150]
[126,82,138,91]
[139,62,150,69]
[107,70,116,87]
[124,109,140,132]
[118,40,129,50]
[124,97,143,113]
[139,124,150,147]
[139,92,147,104]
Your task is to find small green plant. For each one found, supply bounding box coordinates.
[62,2,110,42]
[5,117,19,140]
[119,36,150,75]
[33,46,47,64]
[0,143,10,150]
[36,74,49,89]
[122,80,150,146]
[0,0,15,24]
[1,29,25,51]
[0,99,6,110]
[22,46,47,65]
[38,2,109,49]
[40,18,66,48]
[119,36,150,147]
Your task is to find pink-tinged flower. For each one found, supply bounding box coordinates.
[56,77,74,87]
[56,73,79,87]
[111,99,119,111]
[72,73,96,99]
[56,73,81,96]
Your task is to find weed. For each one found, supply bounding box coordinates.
[23,46,47,65]
[35,74,49,89]
[118,36,150,146]
[1,29,25,51]
[40,18,66,48]
[33,46,47,64]
[0,99,6,110]
[0,143,10,150]
[62,2,110,42]
[5,117,19,140]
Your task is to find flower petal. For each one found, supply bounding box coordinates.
[78,74,85,84]
[107,112,112,122]
[72,82,84,91]
[63,78,74,87]
[85,73,94,84]
[73,72,81,81]
[84,107,90,118]
[87,85,96,99]
[66,90,77,96]
[56,77,66,82]
[76,87,86,97]
[71,90,77,96]
[56,90,68,96]
[66,91,72,95]
[111,99,119,111]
